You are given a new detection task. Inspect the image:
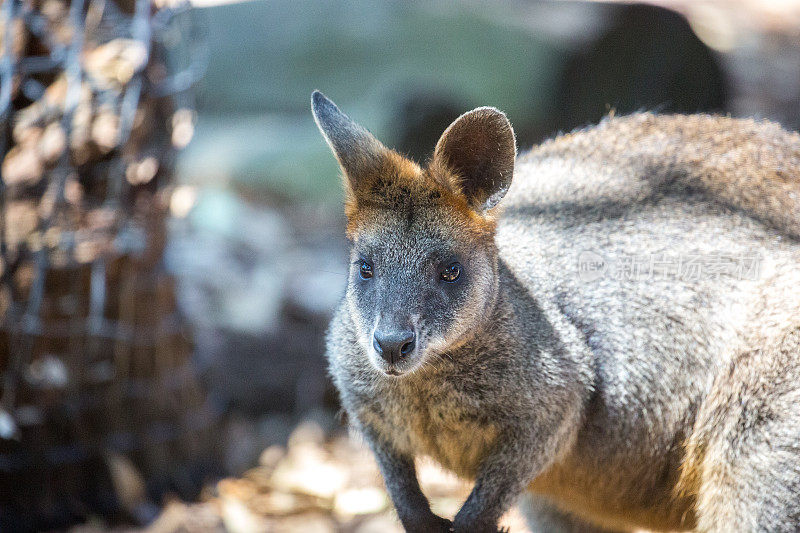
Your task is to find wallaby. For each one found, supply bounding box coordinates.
[311,90,800,533]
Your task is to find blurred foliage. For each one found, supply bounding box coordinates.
[178,0,562,201]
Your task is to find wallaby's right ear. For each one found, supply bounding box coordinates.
[311,91,388,192]
[433,107,516,212]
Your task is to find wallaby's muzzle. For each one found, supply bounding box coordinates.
[372,327,416,366]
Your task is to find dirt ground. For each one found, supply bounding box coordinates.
[71,420,530,533]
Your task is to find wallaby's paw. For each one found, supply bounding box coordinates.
[451,521,507,533]
[406,514,453,533]
[433,516,454,532]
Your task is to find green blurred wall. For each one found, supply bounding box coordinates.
[178,0,562,202]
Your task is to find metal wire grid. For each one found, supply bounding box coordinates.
[0,0,213,525]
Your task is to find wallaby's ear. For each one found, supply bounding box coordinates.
[433,107,516,211]
[311,91,388,191]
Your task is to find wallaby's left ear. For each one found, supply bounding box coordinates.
[311,90,388,194]
[434,107,516,211]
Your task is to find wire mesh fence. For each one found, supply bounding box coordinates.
[0,0,216,528]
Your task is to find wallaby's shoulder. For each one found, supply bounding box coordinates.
[513,112,800,239]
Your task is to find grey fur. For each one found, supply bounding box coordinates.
[311,90,387,183]
[316,97,800,533]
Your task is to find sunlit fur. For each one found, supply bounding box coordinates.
[314,91,800,533]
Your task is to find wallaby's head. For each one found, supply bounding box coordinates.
[312,91,515,376]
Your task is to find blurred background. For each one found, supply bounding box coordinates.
[1,0,799,531]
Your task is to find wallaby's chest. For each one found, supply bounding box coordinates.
[360,380,500,479]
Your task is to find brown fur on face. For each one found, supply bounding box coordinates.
[311,91,514,242]
[313,92,517,381]
[342,149,498,240]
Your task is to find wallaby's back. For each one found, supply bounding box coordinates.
[509,113,800,238]
[498,114,800,530]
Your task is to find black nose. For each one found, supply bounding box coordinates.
[372,329,416,364]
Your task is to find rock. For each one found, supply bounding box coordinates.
[83,39,148,88]
[333,487,389,519]
[38,122,67,163]
[104,452,149,517]
[2,145,44,186]
[220,495,270,533]
[26,355,69,389]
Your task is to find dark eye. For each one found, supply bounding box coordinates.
[440,262,462,283]
[359,260,373,280]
